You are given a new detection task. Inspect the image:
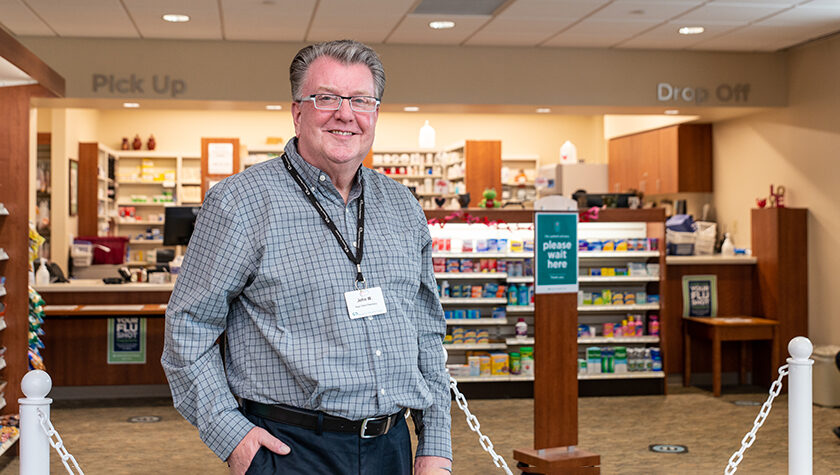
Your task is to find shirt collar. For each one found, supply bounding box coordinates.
[284,138,365,202]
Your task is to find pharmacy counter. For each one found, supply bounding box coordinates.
[34,280,172,387]
[665,255,757,265]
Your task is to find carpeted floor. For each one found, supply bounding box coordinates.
[1,383,838,474]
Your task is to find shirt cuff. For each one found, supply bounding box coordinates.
[415,419,453,460]
[202,408,256,461]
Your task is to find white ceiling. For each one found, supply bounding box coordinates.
[0,0,838,52]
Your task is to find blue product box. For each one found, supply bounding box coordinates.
[647,294,660,304]
[497,238,508,252]
[491,307,506,319]
[467,309,480,319]
[454,309,466,319]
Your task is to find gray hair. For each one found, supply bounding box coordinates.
[290,39,386,102]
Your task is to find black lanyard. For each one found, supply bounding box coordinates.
[281,153,366,286]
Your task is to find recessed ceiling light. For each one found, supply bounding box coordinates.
[265,105,283,110]
[679,26,704,35]
[403,106,420,112]
[162,14,190,23]
[536,108,551,113]
[629,9,645,15]
[664,109,680,115]
[429,21,455,30]
[123,102,140,108]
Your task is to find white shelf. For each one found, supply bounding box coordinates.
[97,176,114,183]
[578,372,665,380]
[502,155,539,162]
[577,336,660,344]
[446,318,508,326]
[117,202,175,207]
[445,343,507,350]
[0,432,19,457]
[580,251,659,259]
[435,272,507,279]
[432,252,534,259]
[0,317,5,332]
[117,221,164,225]
[440,297,508,305]
[433,252,508,259]
[506,337,535,345]
[452,375,531,383]
[0,249,7,261]
[181,201,203,205]
[578,304,660,312]
[666,255,757,265]
[579,276,659,283]
[0,358,6,371]
[0,397,5,411]
[0,285,5,298]
[506,276,534,283]
[181,180,202,185]
[381,174,442,179]
[118,180,176,187]
[0,203,7,215]
[129,240,163,245]
[502,182,535,187]
[506,305,534,313]
[415,192,454,197]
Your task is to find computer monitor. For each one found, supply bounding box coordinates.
[163,206,201,246]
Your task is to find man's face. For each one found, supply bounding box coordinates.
[292,56,379,171]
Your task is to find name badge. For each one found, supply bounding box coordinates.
[344,287,387,319]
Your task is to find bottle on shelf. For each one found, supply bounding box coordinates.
[721,233,735,256]
[648,315,660,336]
[515,318,528,337]
[35,259,50,285]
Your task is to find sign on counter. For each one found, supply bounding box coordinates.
[107,317,147,364]
[535,212,579,294]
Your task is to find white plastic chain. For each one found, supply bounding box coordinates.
[724,364,789,475]
[36,408,84,475]
[450,376,514,475]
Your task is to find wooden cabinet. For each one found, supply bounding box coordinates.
[462,140,502,207]
[608,124,712,195]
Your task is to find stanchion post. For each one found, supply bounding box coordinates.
[787,337,813,475]
[18,370,53,475]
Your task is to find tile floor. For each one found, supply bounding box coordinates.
[0,384,838,474]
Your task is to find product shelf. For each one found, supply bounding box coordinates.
[0,203,8,215]
[578,304,660,312]
[129,240,164,245]
[0,249,7,261]
[446,318,508,326]
[444,343,507,350]
[0,432,19,457]
[379,174,442,180]
[433,252,508,259]
[506,337,535,345]
[506,305,534,313]
[0,317,6,332]
[435,272,507,280]
[0,285,5,298]
[506,276,534,283]
[440,297,507,305]
[577,336,660,344]
[117,202,175,207]
[118,180,175,187]
[577,372,665,380]
[579,276,659,283]
[117,221,165,226]
[0,358,6,371]
[580,251,659,259]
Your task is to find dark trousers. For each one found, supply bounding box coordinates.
[242,409,412,475]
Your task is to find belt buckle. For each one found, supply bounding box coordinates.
[360,415,391,439]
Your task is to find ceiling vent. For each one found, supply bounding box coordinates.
[413,0,507,16]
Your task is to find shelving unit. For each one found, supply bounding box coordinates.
[501,154,539,205]
[79,143,205,261]
[429,208,667,395]
[0,432,19,457]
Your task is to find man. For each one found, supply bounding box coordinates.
[162,40,452,474]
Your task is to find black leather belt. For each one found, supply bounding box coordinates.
[241,399,406,439]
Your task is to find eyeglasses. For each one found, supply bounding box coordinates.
[300,94,380,113]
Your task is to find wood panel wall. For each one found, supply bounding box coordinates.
[464,140,501,207]
[0,84,55,413]
[77,142,100,236]
[752,207,808,372]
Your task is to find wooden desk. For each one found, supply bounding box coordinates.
[683,316,779,397]
[44,304,167,318]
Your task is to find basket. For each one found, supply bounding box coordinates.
[71,241,93,267]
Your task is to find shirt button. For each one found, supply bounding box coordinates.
[319,175,326,181]
[375,350,382,356]
[380,388,386,395]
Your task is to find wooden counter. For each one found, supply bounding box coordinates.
[37,281,172,387]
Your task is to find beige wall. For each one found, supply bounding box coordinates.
[714,34,840,345]
[603,114,699,140]
[48,108,100,268]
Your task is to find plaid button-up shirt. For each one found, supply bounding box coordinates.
[162,138,450,462]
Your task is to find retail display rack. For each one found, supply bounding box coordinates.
[0,201,14,454]
[427,208,666,395]
[78,143,203,260]
[369,140,501,209]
